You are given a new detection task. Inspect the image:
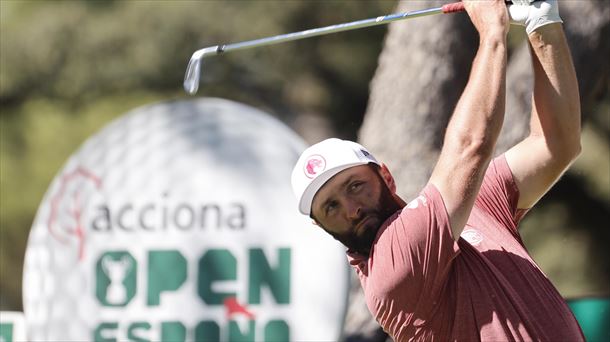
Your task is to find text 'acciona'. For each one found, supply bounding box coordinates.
[90,193,246,232]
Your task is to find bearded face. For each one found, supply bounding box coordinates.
[311,164,403,256]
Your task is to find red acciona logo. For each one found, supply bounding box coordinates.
[303,155,326,179]
[48,167,102,261]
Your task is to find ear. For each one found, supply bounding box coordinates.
[379,163,397,193]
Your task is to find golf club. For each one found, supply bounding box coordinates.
[183,1,532,94]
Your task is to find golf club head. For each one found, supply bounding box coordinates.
[184,56,202,95]
[184,46,219,95]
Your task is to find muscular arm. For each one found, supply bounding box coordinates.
[505,24,581,209]
[430,1,508,240]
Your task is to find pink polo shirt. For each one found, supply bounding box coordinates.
[348,155,584,341]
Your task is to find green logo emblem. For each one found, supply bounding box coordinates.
[96,251,137,306]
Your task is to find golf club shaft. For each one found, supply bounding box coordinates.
[219,7,445,54]
[184,2,464,94]
[210,3,462,57]
[203,0,537,57]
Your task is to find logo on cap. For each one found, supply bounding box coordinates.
[304,155,326,179]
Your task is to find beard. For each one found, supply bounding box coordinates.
[325,172,401,256]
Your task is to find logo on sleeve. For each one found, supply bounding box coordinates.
[406,195,427,209]
[303,155,326,179]
[461,228,483,246]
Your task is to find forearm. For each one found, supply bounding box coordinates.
[528,24,581,159]
[504,23,581,209]
[445,35,507,161]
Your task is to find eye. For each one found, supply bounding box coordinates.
[325,200,338,216]
[349,181,364,193]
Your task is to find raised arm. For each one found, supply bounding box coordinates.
[429,0,509,240]
[505,18,581,209]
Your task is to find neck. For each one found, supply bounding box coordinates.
[395,195,407,208]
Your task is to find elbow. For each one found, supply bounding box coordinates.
[469,137,496,161]
[567,139,582,163]
[556,134,582,164]
[555,141,581,173]
[537,134,582,167]
[450,133,496,163]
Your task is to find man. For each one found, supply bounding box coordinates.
[291,0,583,340]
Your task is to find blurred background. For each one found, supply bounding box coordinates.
[1,0,608,340]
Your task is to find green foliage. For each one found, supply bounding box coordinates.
[1,0,393,119]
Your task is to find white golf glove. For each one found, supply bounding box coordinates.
[508,0,563,35]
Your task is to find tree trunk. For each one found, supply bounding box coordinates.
[359,0,477,199]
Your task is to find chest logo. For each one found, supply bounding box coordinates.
[461,228,483,246]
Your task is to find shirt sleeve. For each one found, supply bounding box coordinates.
[364,184,459,319]
[474,154,526,235]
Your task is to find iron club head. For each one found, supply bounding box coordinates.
[183,46,220,95]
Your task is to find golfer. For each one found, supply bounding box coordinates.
[291,0,583,340]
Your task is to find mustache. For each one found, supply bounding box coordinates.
[352,210,378,229]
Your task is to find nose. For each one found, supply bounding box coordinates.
[345,199,362,221]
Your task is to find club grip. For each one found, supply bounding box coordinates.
[442,1,540,14]
[442,2,465,14]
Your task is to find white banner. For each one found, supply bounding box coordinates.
[23,98,350,341]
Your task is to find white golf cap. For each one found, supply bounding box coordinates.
[291,138,380,216]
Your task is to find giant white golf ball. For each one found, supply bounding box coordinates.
[23,98,349,341]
